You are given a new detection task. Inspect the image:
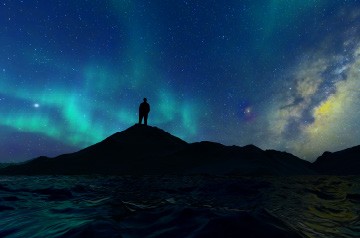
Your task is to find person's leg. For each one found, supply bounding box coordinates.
[144,114,148,126]
[139,113,143,124]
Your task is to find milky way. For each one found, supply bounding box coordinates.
[1,1,360,162]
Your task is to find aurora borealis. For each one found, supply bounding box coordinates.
[1,1,360,162]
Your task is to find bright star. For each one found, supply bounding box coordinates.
[244,107,252,115]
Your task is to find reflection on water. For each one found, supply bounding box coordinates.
[264,176,360,237]
[0,176,359,237]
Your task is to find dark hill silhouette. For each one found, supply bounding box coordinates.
[163,143,314,175]
[0,163,14,169]
[0,124,316,175]
[313,145,360,175]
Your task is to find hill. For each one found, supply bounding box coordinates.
[313,145,360,175]
[0,124,316,175]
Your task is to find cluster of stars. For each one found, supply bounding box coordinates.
[0,1,360,162]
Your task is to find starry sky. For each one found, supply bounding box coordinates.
[1,0,360,162]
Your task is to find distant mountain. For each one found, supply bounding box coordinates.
[0,163,15,169]
[0,124,316,176]
[163,143,315,175]
[313,145,360,175]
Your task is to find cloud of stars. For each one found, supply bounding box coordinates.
[0,1,360,162]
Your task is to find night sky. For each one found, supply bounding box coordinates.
[1,0,360,162]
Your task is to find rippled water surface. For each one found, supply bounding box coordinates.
[0,175,359,237]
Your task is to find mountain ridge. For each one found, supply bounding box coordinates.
[0,124,358,175]
[313,145,360,175]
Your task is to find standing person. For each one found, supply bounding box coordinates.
[139,98,150,125]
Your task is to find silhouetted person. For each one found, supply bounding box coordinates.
[139,98,150,125]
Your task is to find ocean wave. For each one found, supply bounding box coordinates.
[0,176,359,237]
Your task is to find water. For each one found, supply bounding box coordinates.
[0,175,359,237]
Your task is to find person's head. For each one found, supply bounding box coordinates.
[143,98,147,102]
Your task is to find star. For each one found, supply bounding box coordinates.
[244,107,252,115]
